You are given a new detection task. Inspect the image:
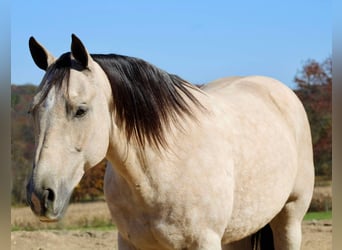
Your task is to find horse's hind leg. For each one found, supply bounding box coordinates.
[270,197,310,250]
[270,130,314,250]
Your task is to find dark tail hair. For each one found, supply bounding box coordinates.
[251,224,274,250]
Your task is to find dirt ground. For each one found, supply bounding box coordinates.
[11,220,332,250]
[11,186,332,250]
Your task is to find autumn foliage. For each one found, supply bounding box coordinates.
[72,160,107,202]
[11,57,332,204]
[293,57,332,178]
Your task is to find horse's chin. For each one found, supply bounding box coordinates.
[37,208,65,222]
[37,196,71,223]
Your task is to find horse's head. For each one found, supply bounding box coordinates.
[26,35,112,221]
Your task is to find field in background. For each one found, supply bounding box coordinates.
[11,202,332,232]
[12,186,332,232]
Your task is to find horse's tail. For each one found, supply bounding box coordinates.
[251,224,274,250]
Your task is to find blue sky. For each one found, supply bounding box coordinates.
[11,1,331,88]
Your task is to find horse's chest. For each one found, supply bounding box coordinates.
[118,216,158,247]
[112,208,186,249]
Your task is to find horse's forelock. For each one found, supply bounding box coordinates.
[31,53,72,113]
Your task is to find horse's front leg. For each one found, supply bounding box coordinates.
[118,233,137,250]
[222,236,253,250]
[189,230,222,250]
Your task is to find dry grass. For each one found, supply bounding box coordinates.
[309,185,332,212]
[11,201,113,231]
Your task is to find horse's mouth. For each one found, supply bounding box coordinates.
[39,217,59,223]
[37,204,68,223]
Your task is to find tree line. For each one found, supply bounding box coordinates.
[11,57,331,205]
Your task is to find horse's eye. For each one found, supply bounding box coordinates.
[75,107,87,118]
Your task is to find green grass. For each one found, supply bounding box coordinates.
[70,224,116,231]
[304,211,332,221]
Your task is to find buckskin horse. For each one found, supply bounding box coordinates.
[26,34,314,250]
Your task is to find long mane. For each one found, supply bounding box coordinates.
[92,54,204,148]
[31,52,204,149]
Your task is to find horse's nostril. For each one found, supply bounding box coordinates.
[45,188,55,202]
[43,188,55,210]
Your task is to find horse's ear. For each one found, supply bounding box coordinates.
[71,34,89,68]
[29,37,55,71]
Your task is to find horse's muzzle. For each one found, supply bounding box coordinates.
[26,179,59,222]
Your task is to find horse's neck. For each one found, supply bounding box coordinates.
[106,131,167,204]
[106,116,201,202]
[105,86,209,204]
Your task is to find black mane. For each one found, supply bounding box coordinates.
[93,54,203,148]
[32,52,203,149]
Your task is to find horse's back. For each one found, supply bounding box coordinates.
[203,75,311,141]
